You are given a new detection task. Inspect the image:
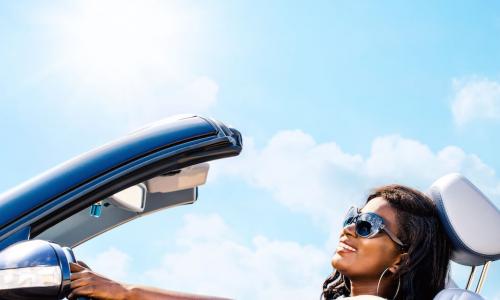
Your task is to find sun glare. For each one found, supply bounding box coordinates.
[55,0,197,85]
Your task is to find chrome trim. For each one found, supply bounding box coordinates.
[465,266,476,290]
[0,266,61,290]
[475,261,491,294]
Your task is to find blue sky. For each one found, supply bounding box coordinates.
[1,1,499,299]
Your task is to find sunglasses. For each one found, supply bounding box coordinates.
[343,206,406,249]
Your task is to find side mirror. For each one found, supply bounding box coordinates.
[0,240,74,299]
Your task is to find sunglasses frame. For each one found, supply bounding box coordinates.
[343,206,406,249]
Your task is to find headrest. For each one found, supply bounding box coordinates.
[429,173,500,266]
[434,288,485,300]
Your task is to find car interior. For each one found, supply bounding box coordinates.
[35,163,210,248]
[429,173,500,300]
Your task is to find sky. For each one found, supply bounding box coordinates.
[1,0,500,299]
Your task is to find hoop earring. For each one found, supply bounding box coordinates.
[341,274,350,293]
[393,276,401,300]
[376,268,401,300]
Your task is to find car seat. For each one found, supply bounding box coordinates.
[429,173,500,300]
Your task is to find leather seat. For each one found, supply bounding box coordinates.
[429,173,500,299]
[434,288,485,300]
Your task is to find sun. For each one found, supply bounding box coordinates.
[53,0,197,86]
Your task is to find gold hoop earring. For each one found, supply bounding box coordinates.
[376,268,400,300]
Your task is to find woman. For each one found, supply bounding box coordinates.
[69,185,450,300]
[322,185,451,300]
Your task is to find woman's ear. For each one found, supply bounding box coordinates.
[389,252,408,274]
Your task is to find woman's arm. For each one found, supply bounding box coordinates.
[69,263,231,300]
[120,285,229,300]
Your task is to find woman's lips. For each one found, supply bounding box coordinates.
[336,241,357,253]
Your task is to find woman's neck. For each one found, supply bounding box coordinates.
[349,277,394,299]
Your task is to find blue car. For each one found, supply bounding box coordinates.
[0,115,242,299]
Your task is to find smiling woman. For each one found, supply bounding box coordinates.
[322,185,451,300]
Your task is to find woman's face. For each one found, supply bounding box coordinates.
[331,197,403,281]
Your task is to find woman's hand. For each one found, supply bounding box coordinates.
[69,262,131,300]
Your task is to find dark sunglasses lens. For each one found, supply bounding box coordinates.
[356,220,373,236]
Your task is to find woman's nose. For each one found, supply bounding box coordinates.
[342,222,357,237]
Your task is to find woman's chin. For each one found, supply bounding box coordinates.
[331,251,352,272]
[331,252,343,268]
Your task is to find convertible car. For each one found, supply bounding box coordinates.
[0,115,242,299]
[0,115,498,300]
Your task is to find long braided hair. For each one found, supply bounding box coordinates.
[321,185,451,300]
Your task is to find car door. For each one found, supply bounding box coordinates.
[0,115,242,250]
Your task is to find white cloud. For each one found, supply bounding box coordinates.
[84,247,131,282]
[451,77,500,126]
[210,131,366,224]
[211,132,500,228]
[174,213,235,246]
[365,135,496,186]
[143,213,330,300]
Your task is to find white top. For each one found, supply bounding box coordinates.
[344,296,385,299]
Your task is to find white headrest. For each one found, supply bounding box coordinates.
[429,173,500,266]
[434,288,485,300]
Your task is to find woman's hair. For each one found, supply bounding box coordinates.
[321,185,451,300]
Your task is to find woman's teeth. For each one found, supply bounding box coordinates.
[338,242,356,252]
